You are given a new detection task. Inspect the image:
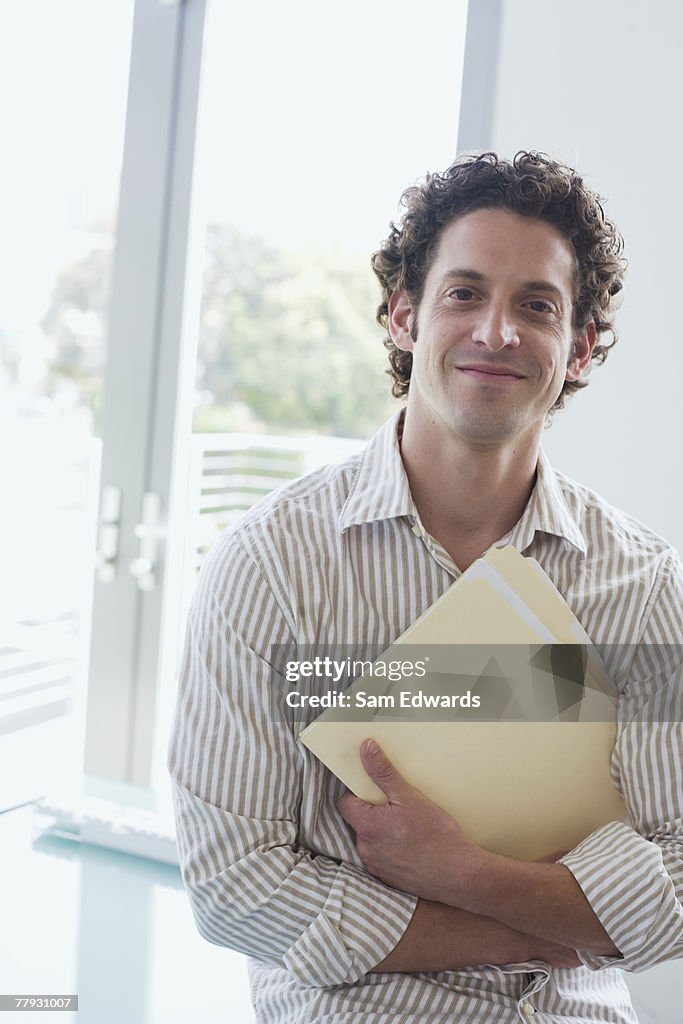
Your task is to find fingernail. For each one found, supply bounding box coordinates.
[363,739,379,757]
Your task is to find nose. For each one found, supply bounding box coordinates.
[471,304,520,351]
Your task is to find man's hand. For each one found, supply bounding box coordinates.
[336,741,583,973]
[337,740,619,956]
[337,738,482,905]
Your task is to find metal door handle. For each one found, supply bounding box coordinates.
[95,485,122,584]
[129,492,164,591]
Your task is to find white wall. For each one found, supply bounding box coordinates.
[472,0,683,553]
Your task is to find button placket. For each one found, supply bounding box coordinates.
[519,966,548,1021]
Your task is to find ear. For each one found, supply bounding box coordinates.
[566,321,597,382]
[388,290,416,352]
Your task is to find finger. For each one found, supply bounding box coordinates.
[360,739,413,802]
[337,792,372,826]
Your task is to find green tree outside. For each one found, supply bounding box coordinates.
[39,224,398,440]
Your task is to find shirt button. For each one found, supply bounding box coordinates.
[520,1002,535,1017]
[411,524,422,537]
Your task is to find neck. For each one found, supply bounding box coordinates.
[398,408,541,566]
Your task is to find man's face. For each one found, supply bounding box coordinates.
[389,208,596,449]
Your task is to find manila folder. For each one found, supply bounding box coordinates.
[299,548,626,861]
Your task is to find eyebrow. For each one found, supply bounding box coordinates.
[437,269,565,299]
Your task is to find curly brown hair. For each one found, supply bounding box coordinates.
[371,151,626,411]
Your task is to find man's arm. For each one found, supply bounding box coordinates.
[169,533,577,985]
[341,614,683,972]
[168,535,411,988]
[371,899,580,972]
[554,552,683,972]
[490,555,683,970]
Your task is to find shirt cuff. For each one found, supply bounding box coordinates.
[282,862,417,987]
[559,820,683,972]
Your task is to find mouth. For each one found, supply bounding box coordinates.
[457,365,526,382]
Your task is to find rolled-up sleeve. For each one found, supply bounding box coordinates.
[560,553,683,973]
[167,531,416,987]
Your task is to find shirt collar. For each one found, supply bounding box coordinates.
[504,448,587,555]
[339,412,588,556]
[339,410,415,531]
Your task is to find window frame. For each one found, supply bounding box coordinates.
[85,0,208,785]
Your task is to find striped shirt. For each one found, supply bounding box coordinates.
[168,410,683,1024]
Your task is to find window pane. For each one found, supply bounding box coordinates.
[184,0,468,564]
[191,0,468,440]
[0,0,134,756]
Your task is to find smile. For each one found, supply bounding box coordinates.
[457,366,526,382]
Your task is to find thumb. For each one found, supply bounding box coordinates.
[360,739,412,802]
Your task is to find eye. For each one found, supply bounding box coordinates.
[526,299,554,314]
[448,287,477,301]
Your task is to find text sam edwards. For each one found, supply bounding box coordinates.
[286,690,481,709]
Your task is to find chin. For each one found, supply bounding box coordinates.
[447,412,525,444]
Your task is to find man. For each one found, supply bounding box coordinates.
[168,152,683,1023]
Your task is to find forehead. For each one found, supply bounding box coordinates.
[427,208,577,294]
